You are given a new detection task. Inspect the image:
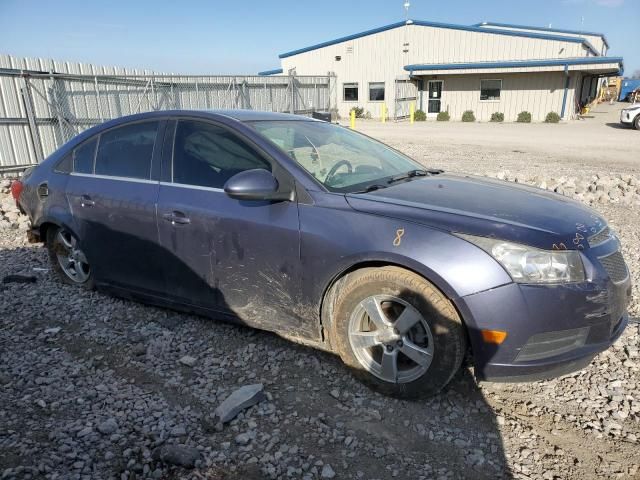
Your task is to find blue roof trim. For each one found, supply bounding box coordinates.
[257,68,283,76]
[279,21,405,58]
[278,20,598,59]
[404,56,624,73]
[474,22,609,49]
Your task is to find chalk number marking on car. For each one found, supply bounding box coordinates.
[393,228,405,246]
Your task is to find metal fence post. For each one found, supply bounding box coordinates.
[289,75,295,114]
[21,77,44,162]
[94,76,104,122]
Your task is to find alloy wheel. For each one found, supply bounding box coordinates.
[53,229,91,284]
[348,295,434,384]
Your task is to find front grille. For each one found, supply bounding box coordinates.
[599,251,629,284]
[589,226,610,247]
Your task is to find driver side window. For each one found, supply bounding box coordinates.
[173,120,271,189]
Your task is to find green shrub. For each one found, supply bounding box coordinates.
[414,109,426,121]
[490,112,504,122]
[461,110,475,122]
[436,111,450,121]
[545,111,561,123]
[350,106,365,118]
[517,111,532,123]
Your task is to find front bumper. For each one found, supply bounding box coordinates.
[620,110,638,125]
[477,313,627,382]
[457,241,631,382]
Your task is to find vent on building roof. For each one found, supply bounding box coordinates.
[335,55,342,61]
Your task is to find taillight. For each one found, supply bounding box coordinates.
[10,180,24,202]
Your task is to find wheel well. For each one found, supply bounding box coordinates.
[39,222,57,244]
[319,261,468,342]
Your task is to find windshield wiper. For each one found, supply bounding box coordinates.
[388,169,429,184]
[354,184,388,193]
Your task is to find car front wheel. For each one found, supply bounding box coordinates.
[47,226,94,288]
[329,266,466,398]
[634,115,640,130]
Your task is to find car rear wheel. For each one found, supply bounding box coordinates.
[329,266,466,398]
[634,115,640,130]
[47,226,94,288]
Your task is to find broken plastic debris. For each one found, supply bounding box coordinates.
[3,274,37,284]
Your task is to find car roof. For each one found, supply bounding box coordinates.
[112,109,317,122]
[206,109,316,122]
[62,109,319,148]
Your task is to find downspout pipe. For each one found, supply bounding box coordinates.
[560,63,570,119]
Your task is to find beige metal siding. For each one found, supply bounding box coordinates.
[281,24,588,118]
[427,71,576,122]
[407,25,585,63]
[283,26,408,118]
[477,25,606,56]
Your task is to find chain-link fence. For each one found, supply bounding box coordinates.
[0,68,336,169]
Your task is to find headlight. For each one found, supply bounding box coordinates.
[459,234,585,284]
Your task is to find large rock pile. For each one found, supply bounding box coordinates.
[488,171,640,207]
[0,178,30,231]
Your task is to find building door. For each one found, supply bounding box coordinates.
[394,79,418,120]
[427,80,443,117]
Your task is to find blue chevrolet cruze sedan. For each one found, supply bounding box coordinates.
[14,110,630,397]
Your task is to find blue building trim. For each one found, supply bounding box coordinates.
[258,68,283,76]
[619,79,640,101]
[473,22,609,50]
[278,20,598,59]
[403,56,624,73]
[560,64,570,119]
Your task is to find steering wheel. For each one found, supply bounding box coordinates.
[324,160,353,184]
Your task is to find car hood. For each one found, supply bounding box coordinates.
[345,173,606,250]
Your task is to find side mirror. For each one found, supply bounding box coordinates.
[224,169,284,201]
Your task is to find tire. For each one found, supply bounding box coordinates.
[46,226,94,289]
[634,115,640,130]
[329,266,466,398]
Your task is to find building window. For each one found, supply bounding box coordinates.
[369,82,385,101]
[343,83,358,102]
[480,79,502,101]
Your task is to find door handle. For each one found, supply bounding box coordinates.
[163,211,191,225]
[80,195,95,207]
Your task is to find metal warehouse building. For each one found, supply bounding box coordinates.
[260,20,623,122]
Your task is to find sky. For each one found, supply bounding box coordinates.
[0,0,638,76]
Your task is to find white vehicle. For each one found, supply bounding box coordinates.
[620,102,640,130]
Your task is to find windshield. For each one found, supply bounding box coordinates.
[248,120,424,193]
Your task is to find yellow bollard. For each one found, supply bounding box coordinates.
[381,103,386,123]
[350,109,355,129]
[409,103,415,124]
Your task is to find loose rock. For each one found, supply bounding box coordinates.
[152,444,201,468]
[214,384,266,423]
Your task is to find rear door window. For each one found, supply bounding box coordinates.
[172,120,271,189]
[73,138,97,174]
[95,122,159,179]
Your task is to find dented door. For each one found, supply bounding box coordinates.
[156,118,307,336]
[156,184,303,332]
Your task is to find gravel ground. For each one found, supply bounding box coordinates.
[1,105,639,479]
